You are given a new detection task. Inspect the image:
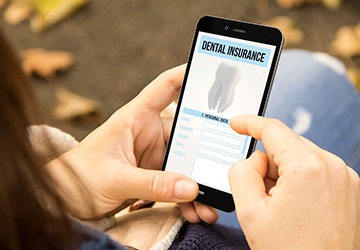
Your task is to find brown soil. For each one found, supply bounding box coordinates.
[1,0,359,139]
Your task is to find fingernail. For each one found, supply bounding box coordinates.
[174,180,197,200]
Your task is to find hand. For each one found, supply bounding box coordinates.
[48,65,218,223]
[229,115,360,249]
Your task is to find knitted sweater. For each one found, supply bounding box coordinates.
[29,125,250,249]
[76,221,249,250]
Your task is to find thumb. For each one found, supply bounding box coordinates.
[229,150,269,207]
[121,167,199,203]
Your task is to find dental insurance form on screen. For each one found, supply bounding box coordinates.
[165,31,277,194]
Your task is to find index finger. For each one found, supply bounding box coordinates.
[135,64,186,113]
[230,115,314,171]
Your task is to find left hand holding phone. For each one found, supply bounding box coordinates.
[47,64,218,223]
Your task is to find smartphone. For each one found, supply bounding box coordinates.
[162,16,283,212]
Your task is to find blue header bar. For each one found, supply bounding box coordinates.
[183,107,230,124]
[198,35,271,67]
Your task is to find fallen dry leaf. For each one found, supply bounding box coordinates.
[321,0,343,10]
[29,0,88,33]
[275,0,342,9]
[2,0,88,32]
[275,0,314,9]
[330,23,360,58]
[4,1,33,25]
[53,86,101,120]
[20,48,74,79]
[263,16,304,47]
[0,0,7,9]
[347,66,360,89]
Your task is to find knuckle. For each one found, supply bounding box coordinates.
[348,167,360,183]
[148,173,169,200]
[267,118,287,129]
[263,118,290,137]
[300,154,326,177]
[304,152,350,181]
[323,151,348,175]
[268,118,286,127]
[236,203,261,225]
[157,69,181,92]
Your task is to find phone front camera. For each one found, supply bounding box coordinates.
[224,26,229,31]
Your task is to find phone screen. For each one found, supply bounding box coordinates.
[163,16,283,211]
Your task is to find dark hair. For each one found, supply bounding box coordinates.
[0,28,79,249]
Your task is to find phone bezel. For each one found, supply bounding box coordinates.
[163,16,283,212]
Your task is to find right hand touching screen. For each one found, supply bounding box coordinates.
[229,115,360,250]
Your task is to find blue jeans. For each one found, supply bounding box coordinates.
[217,49,360,228]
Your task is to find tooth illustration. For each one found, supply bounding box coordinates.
[208,62,242,113]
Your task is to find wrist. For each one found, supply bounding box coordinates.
[46,152,93,219]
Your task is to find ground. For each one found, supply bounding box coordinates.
[1,0,359,140]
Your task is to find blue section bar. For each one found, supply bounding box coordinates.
[198,35,271,67]
[241,136,250,156]
[183,107,230,124]
[183,107,202,117]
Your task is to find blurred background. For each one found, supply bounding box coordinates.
[0,0,359,140]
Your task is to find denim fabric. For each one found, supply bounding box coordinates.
[261,49,360,172]
[217,49,360,229]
